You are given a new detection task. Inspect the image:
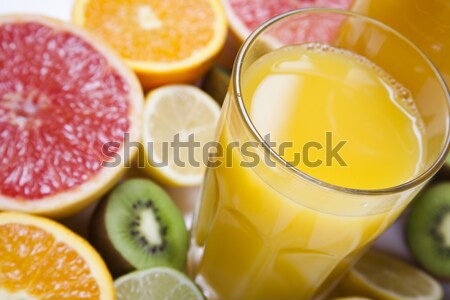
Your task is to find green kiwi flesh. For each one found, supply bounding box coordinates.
[406,182,450,278]
[90,178,188,277]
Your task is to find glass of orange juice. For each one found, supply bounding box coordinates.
[189,9,450,300]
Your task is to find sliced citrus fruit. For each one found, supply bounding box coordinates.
[222,0,354,43]
[0,212,114,299]
[115,267,204,300]
[0,15,143,217]
[142,85,220,187]
[335,250,443,300]
[72,0,228,89]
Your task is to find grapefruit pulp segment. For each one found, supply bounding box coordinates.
[0,16,143,217]
[223,0,354,43]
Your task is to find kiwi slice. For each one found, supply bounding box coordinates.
[406,182,450,278]
[201,65,231,105]
[90,178,188,278]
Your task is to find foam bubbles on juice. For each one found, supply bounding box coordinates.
[271,42,427,175]
[287,42,426,136]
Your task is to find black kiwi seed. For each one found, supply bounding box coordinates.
[89,178,188,278]
[406,182,450,278]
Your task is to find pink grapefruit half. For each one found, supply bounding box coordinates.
[222,0,354,43]
[0,15,143,218]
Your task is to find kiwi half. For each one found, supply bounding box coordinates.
[406,182,450,278]
[90,178,188,277]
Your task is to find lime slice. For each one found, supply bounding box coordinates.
[115,267,204,300]
[336,250,443,300]
[142,85,220,187]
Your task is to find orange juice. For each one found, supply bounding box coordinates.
[352,0,450,85]
[189,44,427,299]
[243,44,425,189]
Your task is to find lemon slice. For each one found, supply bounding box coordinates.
[336,250,443,300]
[142,85,221,186]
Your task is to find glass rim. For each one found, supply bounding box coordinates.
[232,8,450,196]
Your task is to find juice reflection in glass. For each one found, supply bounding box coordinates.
[189,9,450,300]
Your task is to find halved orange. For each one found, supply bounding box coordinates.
[0,212,115,299]
[72,0,228,89]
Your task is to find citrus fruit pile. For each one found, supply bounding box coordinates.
[0,0,448,299]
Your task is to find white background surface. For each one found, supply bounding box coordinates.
[0,0,448,298]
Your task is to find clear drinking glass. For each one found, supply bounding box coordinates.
[189,9,450,300]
